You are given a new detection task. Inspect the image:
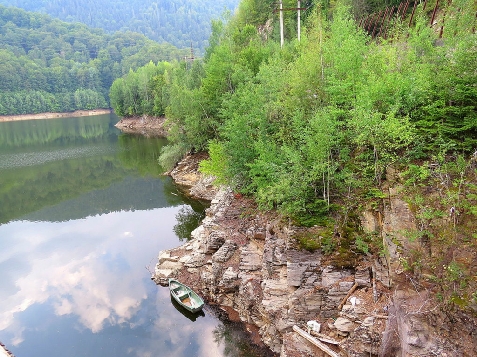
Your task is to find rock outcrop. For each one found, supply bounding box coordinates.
[153,154,477,357]
[153,186,390,356]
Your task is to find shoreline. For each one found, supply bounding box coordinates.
[114,116,168,137]
[0,109,112,122]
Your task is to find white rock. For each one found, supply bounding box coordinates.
[307,320,321,333]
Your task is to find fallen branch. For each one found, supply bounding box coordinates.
[293,325,342,357]
[338,282,359,310]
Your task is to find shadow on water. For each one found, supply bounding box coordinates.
[170,296,206,322]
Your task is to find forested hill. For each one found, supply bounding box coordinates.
[0,0,240,52]
[0,5,188,115]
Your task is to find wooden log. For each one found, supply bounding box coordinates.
[293,325,342,357]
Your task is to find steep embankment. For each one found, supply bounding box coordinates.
[153,153,477,357]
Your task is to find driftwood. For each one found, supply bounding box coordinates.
[337,282,359,310]
[293,325,342,357]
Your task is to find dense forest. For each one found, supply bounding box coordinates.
[110,0,477,306]
[0,0,240,53]
[0,5,189,115]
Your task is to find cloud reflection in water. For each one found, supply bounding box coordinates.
[0,207,228,357]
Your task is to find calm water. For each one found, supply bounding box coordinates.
[0,114,269,357]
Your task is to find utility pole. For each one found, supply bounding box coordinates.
[275,1,308,48]
[183,42,195,68]
[280,0,284,48]
[297,0,301,41]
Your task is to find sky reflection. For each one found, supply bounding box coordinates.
[0,207,226,356]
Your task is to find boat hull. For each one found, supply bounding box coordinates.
[169,279,204,313]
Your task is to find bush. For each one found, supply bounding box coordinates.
[158,143,189,172]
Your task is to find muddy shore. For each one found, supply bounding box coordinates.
[0,109,112,122]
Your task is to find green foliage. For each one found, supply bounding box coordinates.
[296,227,335,253]
[109,61,171,117]
[297,232,321,252]
[198,141,228,184]
[0,0,240,53]
[320,235,336,255]
[355,236,369,254]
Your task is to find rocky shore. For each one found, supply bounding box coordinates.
[114,116,168,137]
[153,153,477,357]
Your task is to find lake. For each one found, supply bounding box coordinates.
[0,114,271,357]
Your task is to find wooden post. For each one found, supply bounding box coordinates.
[280,0,284,48]
[297,0,301,41]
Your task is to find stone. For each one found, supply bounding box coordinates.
[362,316,375,327]
[262,279,289,313]
[182,253,206,268]
[361,208,380,233]
[218,267,239,292]
[307,320,321,333]
[334,317,355,333]
[205,231,226,254]
[240,244,262,271]
[212,240,237,262]
[158,250,175,264]
[355,267,371,287]
[322,266,352,287]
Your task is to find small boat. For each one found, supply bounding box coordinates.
[170,296,205,321]
[169,278,204,313]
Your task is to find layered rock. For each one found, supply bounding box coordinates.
[153,155,477,357]
[153,187,390,356]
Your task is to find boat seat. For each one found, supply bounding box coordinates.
[175,290,189,299]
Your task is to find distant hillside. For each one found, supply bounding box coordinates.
[0,0,240,52]
[0,5,188,115]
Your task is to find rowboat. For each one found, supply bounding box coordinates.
[169,278,204,313]
[170,296,205,321]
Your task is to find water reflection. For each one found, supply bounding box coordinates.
[170,296,206,322]
[1,208,256,357]
[173,205,206,241]
[0,115,270,357]
[0,115,174,225]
